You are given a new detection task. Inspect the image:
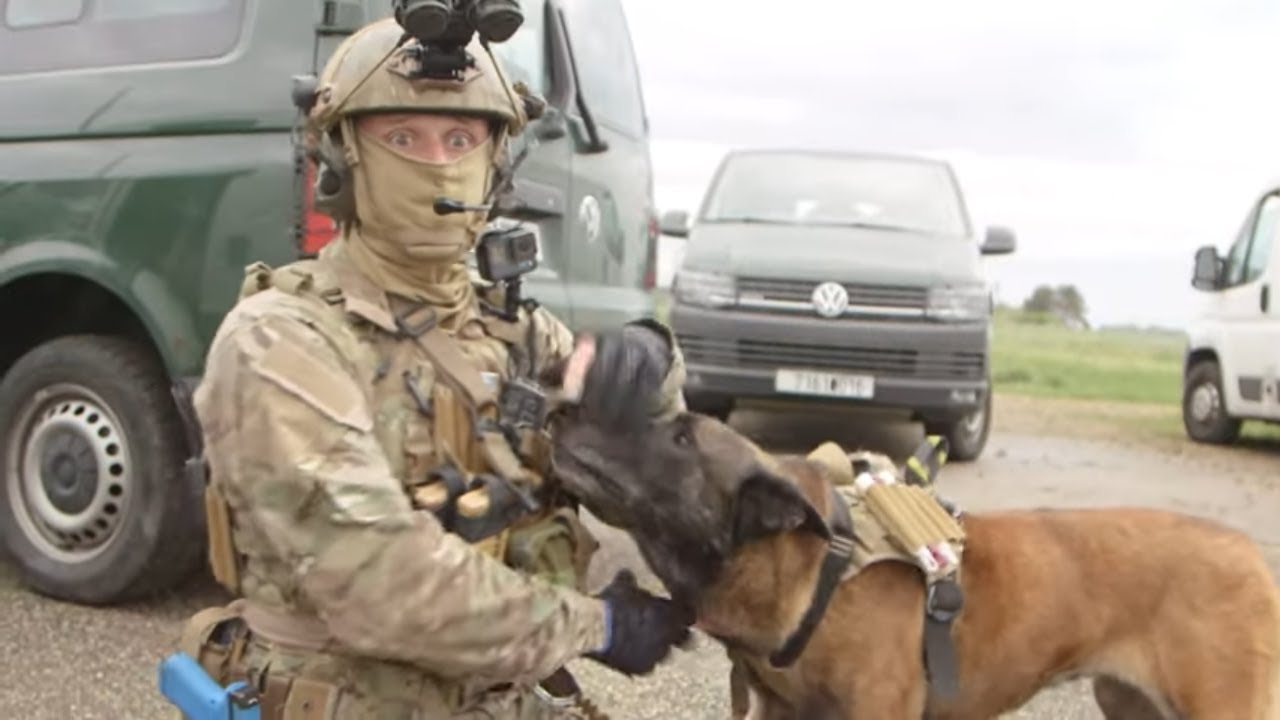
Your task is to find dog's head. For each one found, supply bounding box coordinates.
[550,409,834,608]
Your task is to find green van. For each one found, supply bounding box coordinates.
[0,0,660,605]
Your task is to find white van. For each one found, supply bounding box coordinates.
[1183,181,1280,443]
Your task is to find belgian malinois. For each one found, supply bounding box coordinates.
[550,410,1280,719]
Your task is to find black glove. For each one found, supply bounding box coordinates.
[585,569,694,676]
[580,323,671,432]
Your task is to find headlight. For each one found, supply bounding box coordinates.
[673,270,736,308]
[927,285,991,321]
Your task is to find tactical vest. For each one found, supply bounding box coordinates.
[203,255,594,610]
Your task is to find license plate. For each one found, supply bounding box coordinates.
[774,369,875,399]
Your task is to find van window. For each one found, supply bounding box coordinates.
[489,0,549,99]
[5,0,83,28]
[560,0,646,137]
[1244,194,1279,284]
[0,0,245,75]
[1223,193,1280,287]
[702,152,970,237]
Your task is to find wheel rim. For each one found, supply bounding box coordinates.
[1189,381,1221,425]
[956,401,987,444]
[6,383,132,564]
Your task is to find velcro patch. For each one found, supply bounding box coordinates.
[250,323,372,433]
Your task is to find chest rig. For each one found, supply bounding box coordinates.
[203,256,571,600]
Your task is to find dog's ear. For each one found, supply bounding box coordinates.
[731,469,832,549]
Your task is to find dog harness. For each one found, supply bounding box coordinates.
[769,436,967,700]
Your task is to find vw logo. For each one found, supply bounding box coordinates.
[811,281,849,318]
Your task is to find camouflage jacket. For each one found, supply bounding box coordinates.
[192,239,685,690]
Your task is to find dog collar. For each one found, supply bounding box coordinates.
[768,483,857,668]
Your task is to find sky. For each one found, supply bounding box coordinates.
[618,0,1280,328]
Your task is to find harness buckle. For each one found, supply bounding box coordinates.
[533,682,580,710]
[828,533,855,559]
[925,578,965,623]
[393,302,439,338]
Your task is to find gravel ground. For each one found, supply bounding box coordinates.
[0,394,1276,719]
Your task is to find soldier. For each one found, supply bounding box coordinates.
[176,16,692,720]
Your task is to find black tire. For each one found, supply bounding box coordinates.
[0,335,204,605]
[686,392,734,422]
[1182,359,1241,444]
[924,389,992,463]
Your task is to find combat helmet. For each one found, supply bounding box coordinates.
[294,16,536,223]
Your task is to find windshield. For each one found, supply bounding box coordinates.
[700,152,970,236]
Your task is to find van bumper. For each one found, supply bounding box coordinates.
[670,302,990,421]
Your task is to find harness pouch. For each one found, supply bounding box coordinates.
[505,508,596,591]
[204,483,241,594]
[281,677,341,720]
[178,600,251,687]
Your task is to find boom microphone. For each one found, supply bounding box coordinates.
[433,197,493,215]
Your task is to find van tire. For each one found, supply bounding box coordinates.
[0,335,204,605]
[1182,359,1241,444]
[924,390,992,463]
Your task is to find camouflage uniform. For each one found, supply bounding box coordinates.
[176,17,685,720]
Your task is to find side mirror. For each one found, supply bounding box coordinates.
[1191,245,1222,291]
[660,209,691,238]
[980,226,1017,255]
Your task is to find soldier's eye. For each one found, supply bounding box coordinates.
[387,130,414,148]
[445,131,473,151]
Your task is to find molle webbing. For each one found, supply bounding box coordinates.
[862,483,965,575]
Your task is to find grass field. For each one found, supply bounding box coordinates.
[990,307,1186,405]
[990,307,1280,442]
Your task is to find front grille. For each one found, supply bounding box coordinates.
[677,335,984,380]
[736,277,927,310]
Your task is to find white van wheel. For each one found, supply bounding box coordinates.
[1182,360,1241,444]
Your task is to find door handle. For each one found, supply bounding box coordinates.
[494,178,565,219]
[533,114,568,141]
[1263,283,1271,313]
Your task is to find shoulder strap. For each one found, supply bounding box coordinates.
[396,304,499,409]
[392,303,529,483]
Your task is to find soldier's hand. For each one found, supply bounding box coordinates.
[585,569,694,676]
[576,324,670,432]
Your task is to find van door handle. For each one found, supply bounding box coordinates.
[533,112,568,141]
[495,179,564,219]
[1263,284,1271,312]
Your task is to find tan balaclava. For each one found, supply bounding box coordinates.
[304,18,529,331]
[341,119,500,329]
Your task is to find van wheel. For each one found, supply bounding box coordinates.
[924,390,992,463]
[0,335,204,605]
[1183,360,1241,444]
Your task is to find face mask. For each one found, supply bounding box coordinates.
[350,130,495,266]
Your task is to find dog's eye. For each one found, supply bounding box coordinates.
[674,428,692,446]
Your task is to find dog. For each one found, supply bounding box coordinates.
[549,408,1280,719]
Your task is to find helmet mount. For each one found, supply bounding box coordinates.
[392,0,523,81]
